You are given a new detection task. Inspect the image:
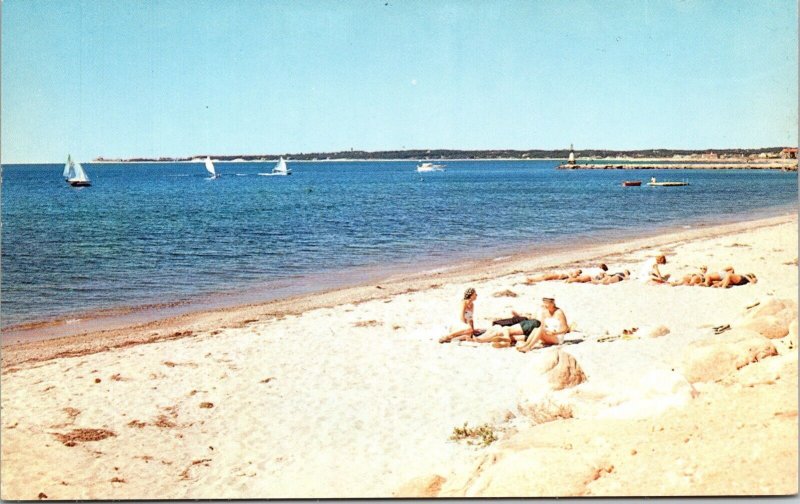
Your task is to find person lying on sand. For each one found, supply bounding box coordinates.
[639,254,670,284]
[703,265,733,287]
[713,271,758,288]
[591,269,630,284]
[525,269,582,284]
[517,295,570,353]
[565,263,608,283]
[670,265,708,286]
[472,310,541,347]
[439,288,481,343]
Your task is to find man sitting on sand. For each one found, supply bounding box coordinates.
[516,295,570,353]
[565,264,608,283]
[639,254,670,284]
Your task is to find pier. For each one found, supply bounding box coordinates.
[556,163,798,171]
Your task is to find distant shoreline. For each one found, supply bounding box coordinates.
[5,157,797,168]
[79,146,796,164]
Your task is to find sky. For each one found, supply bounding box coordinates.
[2,0,797,163]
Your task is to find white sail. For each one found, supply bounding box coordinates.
[204,156,216,176]
[70,161,90,182]
[273,157,288,174]
[63,155,74,179]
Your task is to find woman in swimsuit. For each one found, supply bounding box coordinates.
[439,287,479,343]
[703,266,733,287]
[592,269,630,285]
[648,255,671,284]
[714,272,757,288]
[516,296,570,353]
[671,266,708,286]
[525,269,582,284]
[565,264,608,283]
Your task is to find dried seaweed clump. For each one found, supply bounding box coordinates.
[54,428,116,447]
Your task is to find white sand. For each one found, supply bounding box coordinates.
[1,213,797,498]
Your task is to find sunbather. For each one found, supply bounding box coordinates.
[713,272,757,288]
[703,266,733,287]
[671,266,708,286]
[592,269,630,284]
[517,295,570,352]
[565,264,608,283]
[639,254,670,284]
[525,269,582,284]
[439,287,481,343]
[473,309,540,347]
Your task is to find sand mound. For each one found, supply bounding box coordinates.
[681,330,778,383]
[393,474,447,497]
[738,299,797,339]
[534,349,587,390]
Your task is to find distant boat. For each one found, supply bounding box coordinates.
[272,157,292,176]
[622,180,642,187]
[416,162,445,172]
[63,155,91,187]
[204,156,220,179]
[647,177,688,187]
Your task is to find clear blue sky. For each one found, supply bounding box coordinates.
[2,0,797,163]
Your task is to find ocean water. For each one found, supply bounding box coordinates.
[1,160,797,328]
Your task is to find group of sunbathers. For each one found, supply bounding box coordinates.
[526,263,631,285]
[438,287,570,352]
[439,252,758,351]
[669,265,757,288]
[526,254,757,288]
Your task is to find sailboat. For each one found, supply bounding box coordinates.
[259,157,292,176]
[271,157,292,176]
[63,155,91,187]
[204,156,220,179]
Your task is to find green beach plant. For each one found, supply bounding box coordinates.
[450,422,498,446]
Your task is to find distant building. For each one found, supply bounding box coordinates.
[780,147,798,159]
[567,144,576,165]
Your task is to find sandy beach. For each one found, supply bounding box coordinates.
[1,212,797,498]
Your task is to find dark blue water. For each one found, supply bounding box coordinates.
[1,160,797,327]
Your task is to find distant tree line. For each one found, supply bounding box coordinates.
[95,147,788,163]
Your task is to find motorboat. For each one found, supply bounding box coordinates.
[647,177,688,187]
[417,162,445,172]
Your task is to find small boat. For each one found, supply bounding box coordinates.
[647,177,688,187]
[204,156,220,179]
[416,162,445,172]
[63,155,91,187]
[272,157,292,176]
[622,180,642,187]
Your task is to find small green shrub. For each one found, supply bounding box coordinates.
[450,422,498,446]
